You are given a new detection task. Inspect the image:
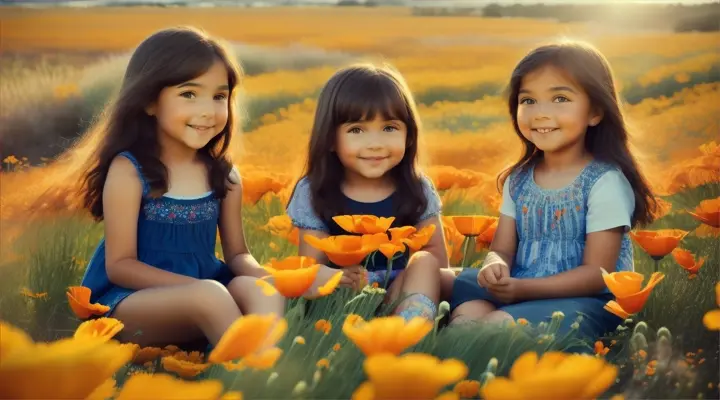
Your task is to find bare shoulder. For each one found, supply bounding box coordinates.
[106,154,142,189]
[224,165,243,199]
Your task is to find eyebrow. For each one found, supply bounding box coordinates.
[518,86,577,94]
[177,82,230,90]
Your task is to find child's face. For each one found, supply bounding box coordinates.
[148,59,230,152]
[516,64,602,155]
[335,115,408,181]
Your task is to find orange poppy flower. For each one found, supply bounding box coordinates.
[263,215,300,246]
[687,197,720,228]
[257,256,339,298]
[630,229,689,260]
[161,356,209,379]
[208,314,286,364]
[475,218,498,251]
[671,248,706,279]
[403,224,437,251]
[237,347,283,370]
[333,215,395,234]
[452,215,497,237]
[601,269,665,319]
[304,234,385,267]
[442,217,465,265]
[241,173,287,205]
[74,318,124,342]
[702,283,720,330]
[66,286,110,319]
[342,314,433,356]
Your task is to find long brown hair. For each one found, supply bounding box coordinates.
[295,63,427,226]
[498,41,658,227]
[78,26,242,221]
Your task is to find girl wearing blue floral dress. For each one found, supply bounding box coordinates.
[450,41,659,340]
[76,27,284,347]
[286,64,456,322]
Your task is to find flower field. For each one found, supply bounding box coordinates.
[1,6,719,399]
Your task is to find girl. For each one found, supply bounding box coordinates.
[450,41,659,340]
[286,64,456,322]
[76,27,285,347]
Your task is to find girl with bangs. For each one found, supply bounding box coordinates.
[450,41,659,342]
[76,27,285,348]
[287,64,455,322]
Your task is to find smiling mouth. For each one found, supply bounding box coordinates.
[533,128,558,134]
[359,156,388,161]
[188,124,214,131]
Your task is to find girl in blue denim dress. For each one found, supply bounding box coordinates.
[450,41,659,341]
[286,64,456,322]
[75,27,284,348]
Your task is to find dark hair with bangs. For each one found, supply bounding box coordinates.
[297,63,427,226]
[78,26,242,220]
[499,41,658,227]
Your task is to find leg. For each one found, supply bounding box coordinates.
[482,310,514,324]
[449,300,497,325]
[111,280,242,347]
[387,251,441,321]
[439,268,456,302]
[227,276,286,317]
[448,268,502,326]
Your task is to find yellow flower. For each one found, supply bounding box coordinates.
[481,351,617,400]
[315,319,332,335]
[0,322,133,399]
[221,391,244,400]
[86,378,117,400]
[352,353,468,400]
[115,373,223,400]
[161,355,209,378]
[209,314,287,363]
[453,379,480,398]
[238,347,283,370]
[73,317,124,341]
[703,282,720,330]
[343,315,433,356]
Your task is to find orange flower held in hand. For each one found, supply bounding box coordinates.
[304,234,386,267]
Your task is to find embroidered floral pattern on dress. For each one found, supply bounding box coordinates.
[143,197,219,224]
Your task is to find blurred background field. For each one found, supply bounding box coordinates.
[0,2,719,399]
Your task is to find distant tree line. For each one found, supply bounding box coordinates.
[414,2,720,32]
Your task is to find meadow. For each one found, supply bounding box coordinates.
[1,6,719,400]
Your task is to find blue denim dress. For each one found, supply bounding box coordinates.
[79,151,234,317]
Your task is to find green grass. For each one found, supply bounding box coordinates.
[1,183,718,399]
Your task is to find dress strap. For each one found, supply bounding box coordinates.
[118,151,150,197]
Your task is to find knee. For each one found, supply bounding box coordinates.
[483,310,514,324]
[406,251,441,276]
[226,276,257,296]
[189,279,235,305]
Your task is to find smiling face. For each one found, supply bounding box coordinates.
[147,58,230,151]
[516,64,603,155]
[335,115,408,182]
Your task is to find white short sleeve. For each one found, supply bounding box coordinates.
[586,170,635,233]
[499,179,516,219]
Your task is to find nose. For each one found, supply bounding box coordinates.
[199,98,216,119]
[364,129,385,150]
[531,102,551,120]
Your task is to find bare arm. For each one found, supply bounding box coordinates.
[483,214,517,269]
[104,156,197,289]
[520,227,624,299]
[219,167,267,279]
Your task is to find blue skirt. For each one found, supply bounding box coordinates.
[451,268,623,341]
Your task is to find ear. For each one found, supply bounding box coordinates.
[588,107,603,127]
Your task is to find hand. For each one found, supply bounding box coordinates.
[340,265,365,292]
[477,260,510,288]
[487,276,522,304]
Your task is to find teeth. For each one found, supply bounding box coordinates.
[535,128,556,133]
